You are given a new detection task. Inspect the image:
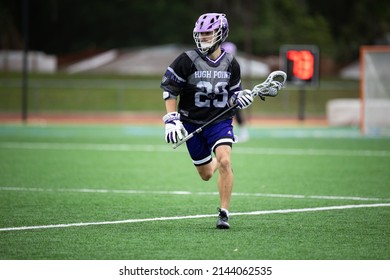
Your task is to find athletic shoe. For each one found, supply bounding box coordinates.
[216,208,230,229]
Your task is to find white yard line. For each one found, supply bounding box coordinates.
[1,142,390,157]
[1,203,389,232]
[1,186,389,202]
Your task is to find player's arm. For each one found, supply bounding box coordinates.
[162,97,188,144]
[228,58,254,109]
[160,54,191,144]
[165,98,177,113]
[161,80,188,145]
[161,72,184,144]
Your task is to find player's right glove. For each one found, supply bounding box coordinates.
[229,89,254,109]
[163,112,188,144]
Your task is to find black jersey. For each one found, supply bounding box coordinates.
[161,49,242,125]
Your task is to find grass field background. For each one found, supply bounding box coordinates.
[0,72,359,117]
[0,123,389,260]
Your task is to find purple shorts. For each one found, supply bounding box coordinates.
[183,119,235,166]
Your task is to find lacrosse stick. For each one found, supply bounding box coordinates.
[252,70,287,99]
[172,70,287,149]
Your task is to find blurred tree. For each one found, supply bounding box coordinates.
[1,0,389,63]
[229,0,336,57]
[306,0,390,62]
[0,1,23,49]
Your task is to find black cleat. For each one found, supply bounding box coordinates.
[216,208,230,229]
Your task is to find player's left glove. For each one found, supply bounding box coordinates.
[163,112,188,144]
[229,89,254,109]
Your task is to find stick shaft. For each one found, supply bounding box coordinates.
[172,104,238,149]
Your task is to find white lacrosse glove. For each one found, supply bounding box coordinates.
[229,89,254,109]
[162,112,188,144]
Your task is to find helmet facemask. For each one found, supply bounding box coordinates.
[193,13,229,56]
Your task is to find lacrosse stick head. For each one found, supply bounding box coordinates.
[252,71,287,99]
[193,13,229,55]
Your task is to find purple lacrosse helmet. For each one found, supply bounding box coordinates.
[193,13,229,55]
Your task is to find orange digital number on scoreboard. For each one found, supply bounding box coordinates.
[286,50,315,80]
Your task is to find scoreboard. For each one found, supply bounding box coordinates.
[280,45,319,87]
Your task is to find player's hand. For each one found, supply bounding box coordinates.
[229,89,254,109]
[163,112,188,144]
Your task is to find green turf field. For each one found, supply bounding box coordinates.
[0,123,389,260]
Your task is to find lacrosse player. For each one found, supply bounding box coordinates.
[161,13,254,229]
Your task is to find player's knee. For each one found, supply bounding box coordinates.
[199,170,213,181]
[218,157,231,172]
